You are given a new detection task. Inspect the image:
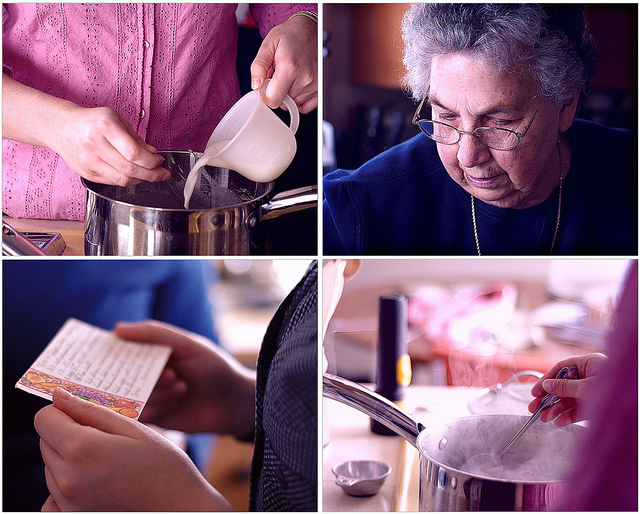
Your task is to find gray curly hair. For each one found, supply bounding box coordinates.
[401,4,597,105]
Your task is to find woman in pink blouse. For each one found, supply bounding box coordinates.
[2,3,317,220]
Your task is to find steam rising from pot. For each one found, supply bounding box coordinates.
[420,415,582,482]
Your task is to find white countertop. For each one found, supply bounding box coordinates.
[323,384,486,511]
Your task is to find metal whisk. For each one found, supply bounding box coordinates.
[497,365,580,456]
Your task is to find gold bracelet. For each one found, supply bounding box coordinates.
[289,10,317,23]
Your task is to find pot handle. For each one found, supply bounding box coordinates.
[323,373,424,448]
[248,185,317,227]
[503,370,543,387]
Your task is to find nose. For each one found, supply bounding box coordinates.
[456,132,491,169]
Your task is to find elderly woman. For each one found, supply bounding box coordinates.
[323,4,637,255]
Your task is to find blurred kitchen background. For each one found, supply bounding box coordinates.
[325,259,632,387]
[210,259,314,367]
[323,4,638,173]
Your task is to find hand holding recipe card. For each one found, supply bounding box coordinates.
[16,318,172,420]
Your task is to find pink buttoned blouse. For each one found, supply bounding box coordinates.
[2,3,316,220]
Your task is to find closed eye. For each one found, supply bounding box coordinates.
[486,117,519,129]
[433,111,460,125]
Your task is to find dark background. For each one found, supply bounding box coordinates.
[238,17,318,255]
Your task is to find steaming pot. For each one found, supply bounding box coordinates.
[83,151,317,255]
[324,374,584,511]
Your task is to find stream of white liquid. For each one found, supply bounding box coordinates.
[183,141,230,209]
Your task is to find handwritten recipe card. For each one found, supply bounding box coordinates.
[16,318,172,420]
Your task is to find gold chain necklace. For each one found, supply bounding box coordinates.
[472,139,563,255]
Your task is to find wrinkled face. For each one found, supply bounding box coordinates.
[429,54,574,209]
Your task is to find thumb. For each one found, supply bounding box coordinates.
[542,378,584,399]
[52,387,142,437]
[115,319,211,355]
[250,43,275,91]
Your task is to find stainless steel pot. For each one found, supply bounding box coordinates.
[83,151,317,255]
[324,374,583,511]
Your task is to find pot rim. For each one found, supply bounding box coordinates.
[83,178,271,213]
[81,173,274,213]
[83,149,276,212]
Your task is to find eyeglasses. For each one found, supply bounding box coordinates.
[412,91,544,151]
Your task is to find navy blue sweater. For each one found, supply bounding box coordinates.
[323,119,637,255]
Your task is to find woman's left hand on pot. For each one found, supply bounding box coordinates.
[528,353,607,426]
[250,14,318,113]
[34,388,231,512]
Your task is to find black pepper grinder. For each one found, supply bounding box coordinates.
[371,294,412,435]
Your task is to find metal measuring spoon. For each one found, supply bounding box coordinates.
[497,365,580,456]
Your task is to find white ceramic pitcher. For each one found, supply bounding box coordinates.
[183,79,299,208]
